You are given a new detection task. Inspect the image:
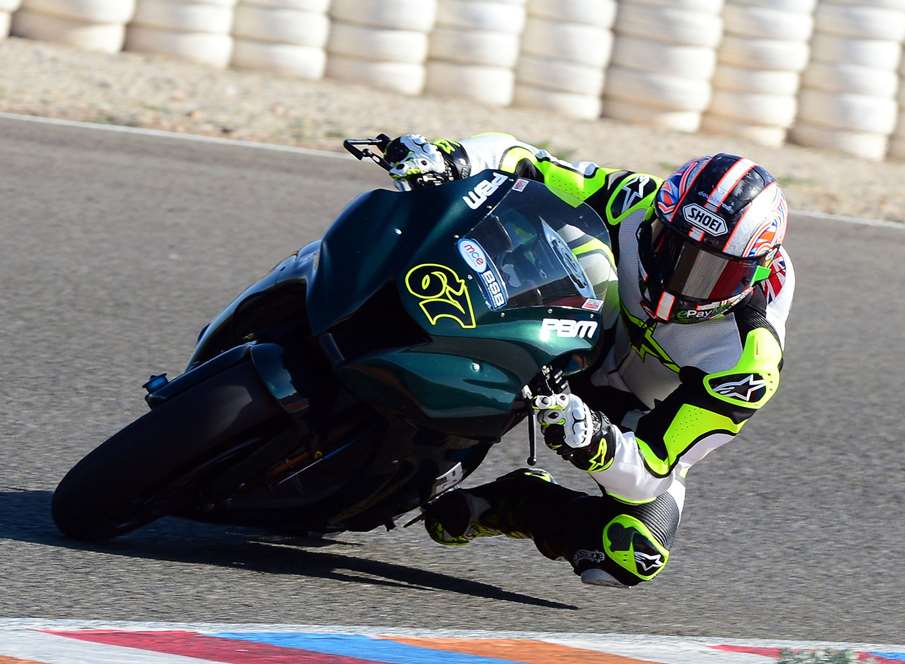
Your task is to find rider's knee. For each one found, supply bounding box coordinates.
[577,490,681,587]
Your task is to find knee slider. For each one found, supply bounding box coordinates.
[602,514,670,584]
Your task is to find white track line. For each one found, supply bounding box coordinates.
[0,111,351,161]
[1,111,902,229]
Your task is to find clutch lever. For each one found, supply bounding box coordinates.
[343,135,393,171]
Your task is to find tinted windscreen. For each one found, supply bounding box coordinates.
[459,182,598,311]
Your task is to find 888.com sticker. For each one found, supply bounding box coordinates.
[457,239,509,311]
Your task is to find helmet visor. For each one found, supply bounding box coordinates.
[647,220,761,301]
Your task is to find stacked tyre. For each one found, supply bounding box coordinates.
[232,0,328,79]
[12,0,136,53]
[0,0,21,38]
[790,1,905,160]
[513,0,616,119]
[702,0,816,147]
[425,0,526,107]
[126,0,236,68]
[601,0,723,133]
[326,0,436,95]
[889,53,905,159]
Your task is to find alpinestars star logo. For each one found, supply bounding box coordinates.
[634,551,664,573]
[710,374,768,402]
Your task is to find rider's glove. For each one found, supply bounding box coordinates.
[384,134,470,190]
[533,393,616,473]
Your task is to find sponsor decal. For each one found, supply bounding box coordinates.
[676,306,720,321]
[512,178,529,192]
[457,239,488,273]
[682,204,728,236]
[540,318,598,341]
[479,269,507,309]
[634,551,664,573]
[405,263,476,329]
[581,298,604,312]
[709,373,768,403]
[457,238,508,310]
[462,173,509,210]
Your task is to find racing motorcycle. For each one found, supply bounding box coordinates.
[52,135,616,542]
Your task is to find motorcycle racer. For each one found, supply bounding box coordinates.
[385,133,794,588]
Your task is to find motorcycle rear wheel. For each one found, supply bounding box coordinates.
[52,358,286,542]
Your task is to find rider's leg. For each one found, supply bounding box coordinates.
[426,468,685,587]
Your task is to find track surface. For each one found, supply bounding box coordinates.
[0,117,902,643]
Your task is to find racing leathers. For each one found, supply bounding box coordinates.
[417,133,795,587]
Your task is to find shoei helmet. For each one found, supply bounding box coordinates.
[639,153,788,323]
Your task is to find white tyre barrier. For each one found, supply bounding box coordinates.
[326,0,434,94]
[701,114,788,147]
[631,0,724,12]
[12,8,125,51]
[722,4,813,41]
[516,55,604,95]
[247,0,326,9]
[329,0,436,31]
[824,0,905,8]
[709,90,797,127]
[740,0,815,11]
[327,55,426,95]
[718,35,810,71]
[513,83,602,119]
[814,3,905,42]
[802,62,898,98]
[605,66,712,112]
[810,34,902,70]
[521,17,613,67]
[126,25,233,66]
[231,39,325,78]
[790,122,890,160]
[889,134,905,160]
[132,0,233,34]
[425,61,515,106]
[436,0,525,33]
[614,3,722,48]
[23,0,135,23]
[712,65,800,95]
[429,27,519,67]
[798,89,897,133]
[234,7,326,47]
[611,38,716,79]
[528,0,616,27]
[329,23,428,64]
[601,97,703,132]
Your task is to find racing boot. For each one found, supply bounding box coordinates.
[423,468,556,545]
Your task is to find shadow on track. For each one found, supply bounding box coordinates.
[0,489,576,611]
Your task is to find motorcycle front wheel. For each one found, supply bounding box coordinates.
[51,357,286,542]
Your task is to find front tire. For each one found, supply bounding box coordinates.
[52,359,286,541]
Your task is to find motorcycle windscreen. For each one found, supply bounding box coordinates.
[458,184,598,313]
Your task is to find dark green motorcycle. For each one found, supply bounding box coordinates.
[51,137,616,542]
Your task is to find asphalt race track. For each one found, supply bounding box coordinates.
[1,116,903,644]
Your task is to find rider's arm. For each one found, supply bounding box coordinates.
[452,134,655,213]
[586,325,784,503]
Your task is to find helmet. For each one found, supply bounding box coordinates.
[639,153,788,323]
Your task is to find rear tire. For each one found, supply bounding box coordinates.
[52,359,285,542]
